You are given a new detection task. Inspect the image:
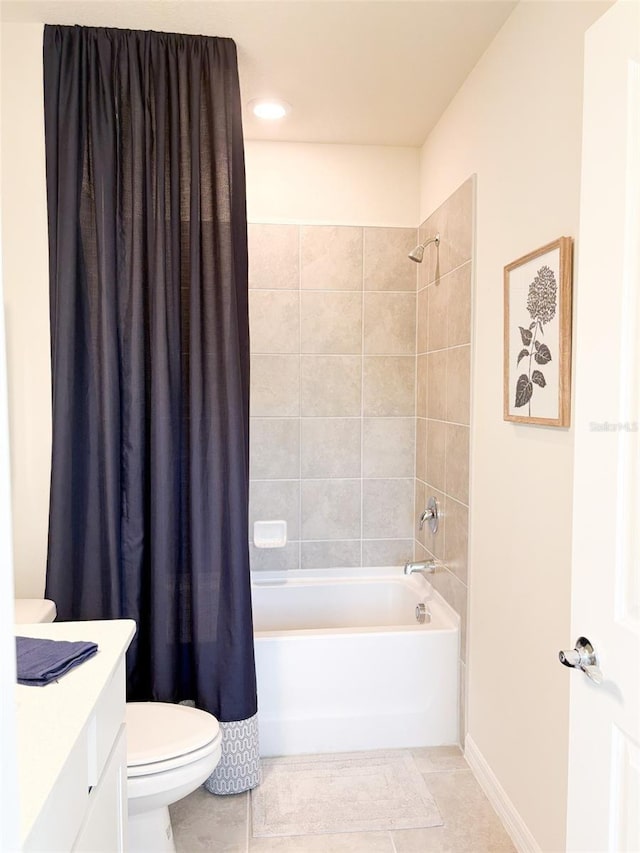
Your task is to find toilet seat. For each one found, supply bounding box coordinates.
[126,702,221,778]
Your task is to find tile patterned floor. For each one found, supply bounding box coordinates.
[170,747,516,853]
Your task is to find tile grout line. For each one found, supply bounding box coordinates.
[441,292,449,566]
[422,256,473,290]
[251,287,417,295]
[389,828,399,853]
[252,350,432,357]
[415,474,470,510]
[252,415,424,421]
[251,476,416,482]
[248,537,416,544]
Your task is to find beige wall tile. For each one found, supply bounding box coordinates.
[249,541,300,572]
[363,417,415,478]
[421,487,445,560]
[363,227,418,292]
[362,538,414,568]
[300,356,361,416]
[445,424,470,505]
[414,479,426,549]
[300,540,361,570]
[414,539,429,563]
[415,417,427,483]
[447,262,472,347]
[364,293,416,355]
[363,478,414,539]
[301,418,361,479]
[300,291,362,354]
[426,419,446,493]
[446,346,470,425]
[416,354,427,418]
[430,566,467,661]
[418,177,474,284]
[416,288,428,355]
[417,252,430,291]
[249,290,299,354]
[427,351,447,420]
[444,496,468,586]
[250,355,299,417]
[249,480,300,541]
[247,190,473,598]
[441,177,473,275]
[248,223,299,290]
[427,279,448,352]
[250,418,300,480]
[301,226,363,291]
[363,356,415,416]
[301,479,361,540]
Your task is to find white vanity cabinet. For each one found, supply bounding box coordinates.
[16,620,135,852]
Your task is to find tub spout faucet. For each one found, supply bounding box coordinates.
[404,560,437,576]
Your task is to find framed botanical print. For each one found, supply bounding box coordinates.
[503,237,573,426]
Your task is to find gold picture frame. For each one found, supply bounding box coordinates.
[503,237,573,426]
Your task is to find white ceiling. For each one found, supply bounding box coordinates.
[1,1,517,146]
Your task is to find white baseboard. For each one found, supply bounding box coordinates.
[464,735,542,853]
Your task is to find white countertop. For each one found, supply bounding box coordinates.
[15,619,136,847]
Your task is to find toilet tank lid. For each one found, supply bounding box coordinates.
[14,599,57,624]
[126,702,220,766]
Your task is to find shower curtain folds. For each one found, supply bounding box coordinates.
[43,24,259,793]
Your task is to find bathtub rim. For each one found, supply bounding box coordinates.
[250,565,460,639]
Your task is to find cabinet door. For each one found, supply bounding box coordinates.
[73,725,127,853]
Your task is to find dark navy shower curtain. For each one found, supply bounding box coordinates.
[43,25,259,793]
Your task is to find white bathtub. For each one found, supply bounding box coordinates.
[252,567,459,757]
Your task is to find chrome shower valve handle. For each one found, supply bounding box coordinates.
[419,496,439,534]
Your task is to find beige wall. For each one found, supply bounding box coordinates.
[419,2,608,850]
[1,23,50,597]
[246,141,419,227]
[248,223,418,570]
[413,177,473,746]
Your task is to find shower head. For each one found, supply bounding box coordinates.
[408,233,440,263]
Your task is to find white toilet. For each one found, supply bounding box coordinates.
[15,599,223,853]
[127,702,222,852]
[14,598,57,624]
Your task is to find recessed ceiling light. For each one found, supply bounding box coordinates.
[249,99,291,120]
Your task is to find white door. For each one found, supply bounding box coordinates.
[567,2,640,851]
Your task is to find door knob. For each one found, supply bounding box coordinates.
[559,636,603,684]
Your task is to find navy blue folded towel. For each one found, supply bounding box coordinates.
[16,636,98,686]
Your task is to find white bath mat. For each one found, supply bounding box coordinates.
[251,750,443,837]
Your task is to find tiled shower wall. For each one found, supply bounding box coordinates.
[413,177,473,740]
[248,223,419,571]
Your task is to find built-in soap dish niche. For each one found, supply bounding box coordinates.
[253,520,287,549]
